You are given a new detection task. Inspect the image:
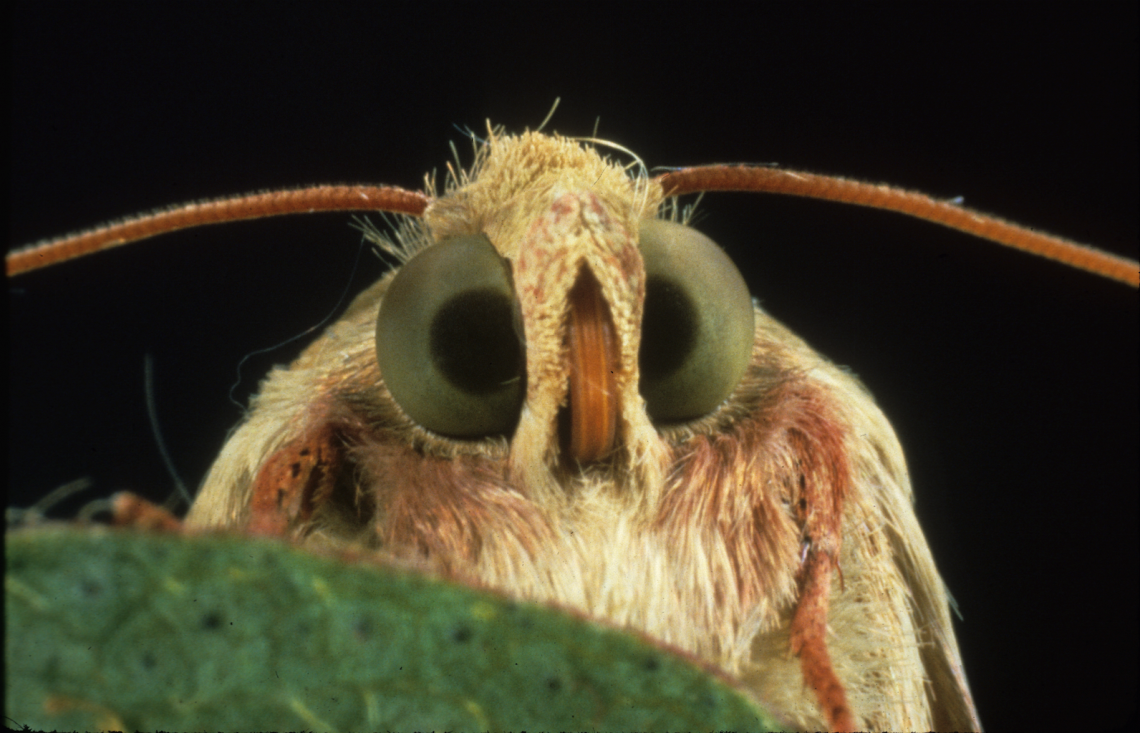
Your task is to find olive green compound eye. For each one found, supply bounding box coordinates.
[376,234,524,438]
[637,219,755,423]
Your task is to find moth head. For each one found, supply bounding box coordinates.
[372,132,755,509]
[9,125,1133,530]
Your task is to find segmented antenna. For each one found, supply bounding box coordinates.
[7,185,428,276]
[7,165,1136,287]
[657,165,1139,287]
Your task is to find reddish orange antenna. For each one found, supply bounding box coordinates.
[656,165,1140,288]
[8,166,1136,288]
[5,185,430,277]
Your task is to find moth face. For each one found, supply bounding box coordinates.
[336,148,807,679]
[375,189,755,511]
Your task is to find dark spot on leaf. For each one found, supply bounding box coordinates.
[79,579,102,597]
[201,611,223,630]
[644,656,660,672]
[452,625,472,643]
[141,652,157,669]
[547,676,562,693]
[353,617,372,640]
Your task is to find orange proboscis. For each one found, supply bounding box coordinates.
[566,268,619,463]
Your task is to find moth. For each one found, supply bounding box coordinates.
[8,127,1137,731]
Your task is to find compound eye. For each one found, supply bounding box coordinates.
[637,219,754,423]
[376,234,524,437]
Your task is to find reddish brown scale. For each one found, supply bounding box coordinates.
[363,449,556,573]
[248,421,342,537]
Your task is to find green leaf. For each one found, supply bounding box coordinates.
[6,527,782,732]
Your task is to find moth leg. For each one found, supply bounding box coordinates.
[109,492,183,531]
[787,425,856,732]
[248,421,341,538]
[791,543,855,732]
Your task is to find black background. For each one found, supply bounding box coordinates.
[10,4,1137,730]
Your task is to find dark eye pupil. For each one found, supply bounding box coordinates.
[639,275,697,383]
[430,289,521,394]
